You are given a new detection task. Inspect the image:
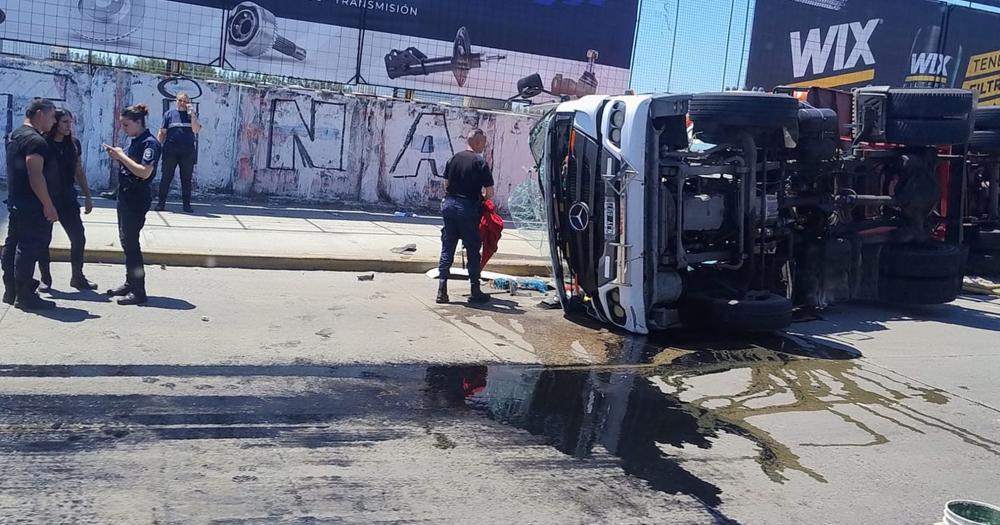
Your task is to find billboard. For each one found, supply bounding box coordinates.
[946,6,1000,107]
[0,0,639,100]
[746,0,947,91]
[0,0,226,65]
[746,0,1000,106]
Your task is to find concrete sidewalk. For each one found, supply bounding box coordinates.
[0,194,552,276]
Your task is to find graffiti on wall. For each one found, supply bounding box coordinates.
[0,57,535,211]
[0,64,70,140]
[267,98,346,171]
[389,112,454,179]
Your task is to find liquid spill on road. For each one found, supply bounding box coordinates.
[0,331,995,518]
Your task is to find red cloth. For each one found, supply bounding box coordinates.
[479,199,504,268]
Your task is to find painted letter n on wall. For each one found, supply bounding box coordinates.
[267,98,346,171]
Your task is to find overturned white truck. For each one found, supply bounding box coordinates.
[530,86,976,334]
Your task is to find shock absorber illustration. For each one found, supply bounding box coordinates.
[384,27,506,87]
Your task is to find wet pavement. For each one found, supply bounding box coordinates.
[2,322,999,523]
[2,266,1000,523]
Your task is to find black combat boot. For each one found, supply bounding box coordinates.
[38,263,53,293]
[117,291,148,306]
[70,274,99,291]
[106,283,132,297]
[2,271,15,305]
[436,280,449,304]
[14,279,56,310]
[468,280,491,304]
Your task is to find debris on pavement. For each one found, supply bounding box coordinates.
[425,268,511,281]
[201,316,210,322]
[357,273,376,281]
[538,293,562,309]
[393,211,416,218]
[492,277,551,294]
[963,276,1000,295]
[391,243,418,254]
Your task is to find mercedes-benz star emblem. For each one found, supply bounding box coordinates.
[568,202,591,232]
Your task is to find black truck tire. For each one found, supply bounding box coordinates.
[975,229,1000,252]
[967,251,1000,277]
[878,275,961,305]
[683,291,793,332]
[880,242,964,279]
[974,106,1000,130]
[689,92,799,130]
[885,117,972,146]
[887,89,974,119]
[969,130,1000,151]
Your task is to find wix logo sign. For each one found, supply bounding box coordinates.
[790,19,880,78]
[910,52,952,77]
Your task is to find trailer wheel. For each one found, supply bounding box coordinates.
[689,92,799,130]
[969,130,1000,151]
[887,89,974,119]
[880,242,964,279]
[885,117,972,146]
[974,230,1000,252]
[683,291,793,332]
[967,251,1000,277]
[974,106,1000,130]
[878,275,961,305]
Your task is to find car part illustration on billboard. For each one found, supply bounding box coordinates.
[228,2,307,61]
[74,0,146,42]
[0,0,224,64]
[550,50,600,99]
[384,27,505,87]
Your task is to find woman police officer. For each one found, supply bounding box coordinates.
[102,104,161,305]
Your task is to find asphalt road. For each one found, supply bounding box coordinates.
[1,264,998,524]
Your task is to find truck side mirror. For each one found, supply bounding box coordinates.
[517,74,546,99]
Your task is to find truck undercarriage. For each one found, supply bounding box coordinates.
[538,87,978,334]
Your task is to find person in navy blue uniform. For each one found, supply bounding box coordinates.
[1,98,59,310]
[155,92,200,213]
[37,108,98,293]
[436,129,495,305]
[103,104,161,305]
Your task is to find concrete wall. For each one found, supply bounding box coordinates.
[0,57,537,211]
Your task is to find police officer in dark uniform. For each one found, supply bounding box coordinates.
[38,108,98,292]
[436,129,495,305]
[102,104,161,305]
[155,92,200,213]
[1,98,60,310]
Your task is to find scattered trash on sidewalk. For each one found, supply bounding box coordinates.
[962,276,1000,296]
[492,276,550,294]
[425,268,511,281]
[201,316,210,322]
[390,243,418,254]
[393,211,416,218]
[357,273,375,281]
[538,293,561,309]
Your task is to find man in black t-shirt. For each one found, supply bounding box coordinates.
[1,98,59,310]
[436,129,495,305]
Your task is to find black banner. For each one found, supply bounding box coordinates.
[946,6,1000,106]
[179,0,639,68]
[746,0,946,90]
[747,0,1000,106]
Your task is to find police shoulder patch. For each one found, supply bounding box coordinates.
[143,148,154,162]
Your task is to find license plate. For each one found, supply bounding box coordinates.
[604,197,616,239]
